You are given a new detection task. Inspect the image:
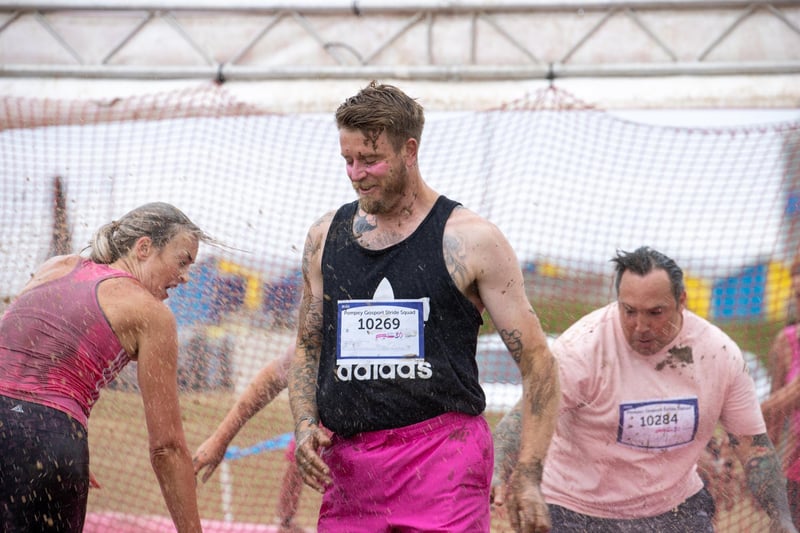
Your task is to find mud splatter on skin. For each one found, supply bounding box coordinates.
[655,345,693,371]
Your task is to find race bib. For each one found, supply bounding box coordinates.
[617,397,698,450]
[337,299,425,363]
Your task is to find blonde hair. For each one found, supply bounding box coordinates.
[87,202,212,264]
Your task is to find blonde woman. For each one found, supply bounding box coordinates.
[0,202,212,532]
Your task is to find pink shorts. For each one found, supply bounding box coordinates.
[317,412,492,533]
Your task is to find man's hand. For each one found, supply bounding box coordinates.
[506,463,551,533]
[490,476,509,521]
[294,422,333,493]
[192,434,227,484]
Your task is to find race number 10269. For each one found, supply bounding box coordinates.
[357,317,401,330]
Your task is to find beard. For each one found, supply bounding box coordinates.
[357,164,408,215]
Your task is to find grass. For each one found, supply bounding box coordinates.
[86,287,784,531]
[88,390,320,528]
[88,387,774,532]
[88,391,503,530]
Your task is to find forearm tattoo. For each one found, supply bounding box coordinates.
[513,459,545,484]
[500,328,558,417]
[494,404,523,481]
[294,296,323,399]
[729,432,793,520]
[291,230,325,420]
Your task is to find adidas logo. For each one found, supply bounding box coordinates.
[10,404,24,413]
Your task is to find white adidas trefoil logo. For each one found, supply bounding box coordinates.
[335,278,432,381]
[374,278,430,320]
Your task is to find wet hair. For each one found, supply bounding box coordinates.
[335,81,425,152]
[611,246,685,303]
[87,202,213,264]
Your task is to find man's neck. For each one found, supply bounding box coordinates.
[354,184,438,249]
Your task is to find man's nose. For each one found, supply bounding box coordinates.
[350,161,368,180]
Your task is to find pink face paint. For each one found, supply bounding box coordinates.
[348,159,389,181]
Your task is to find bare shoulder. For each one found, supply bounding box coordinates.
[303,210,337,266]
[310,210,336,233]
[22,254,81,292]
[96,276,176,359]
[40,254,81,270]
[770,328,790,350]
[445,205,509,247]
[306,210,335,244]
[99,277,174,330]
[441,206,521,301]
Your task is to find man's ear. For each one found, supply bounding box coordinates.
[403,138,419,167]
[133,236,153,259]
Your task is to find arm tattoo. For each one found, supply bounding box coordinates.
[513,459,545,485]
[500,328,558,416]
[728,432,793,521]
[290,229,325,422]
[443,233,470,289]
[494,403,523,482]
[298,296,323,363]
[301,232,320,276]
[289,294,324,423]
[524,354,558,417]
[499,329,524,364]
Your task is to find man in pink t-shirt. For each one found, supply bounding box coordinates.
[492,246,797,533]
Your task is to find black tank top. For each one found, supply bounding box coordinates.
[318,195,484,437]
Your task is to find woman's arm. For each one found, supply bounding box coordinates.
[193,348,292,483]
[135,298,202,532]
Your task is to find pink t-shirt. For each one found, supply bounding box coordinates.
[0,259,133,427]
[542,304,765,519]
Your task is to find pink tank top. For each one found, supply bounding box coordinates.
[0,258,134,427]
[782,324,800,481]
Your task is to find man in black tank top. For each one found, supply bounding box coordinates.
[287,81,560,533]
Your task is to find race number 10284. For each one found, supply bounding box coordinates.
[639,413,678,427]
